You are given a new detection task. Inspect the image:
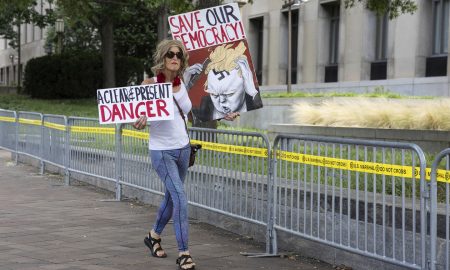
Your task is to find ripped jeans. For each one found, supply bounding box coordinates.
[150,143,191,252]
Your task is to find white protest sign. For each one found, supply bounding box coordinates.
[168,3,245,51]
[97,83,174,124]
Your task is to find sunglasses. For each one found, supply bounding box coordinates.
[165,51,183,60]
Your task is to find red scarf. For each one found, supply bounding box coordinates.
[156,73,181,87]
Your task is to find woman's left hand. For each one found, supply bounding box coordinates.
[223,112,240,121]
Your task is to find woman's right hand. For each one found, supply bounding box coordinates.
[133,115,147,130]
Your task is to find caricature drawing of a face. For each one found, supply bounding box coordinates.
[202,41,258,119]
[206,68,246,115]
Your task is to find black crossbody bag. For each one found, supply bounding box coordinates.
[173,98,201,167]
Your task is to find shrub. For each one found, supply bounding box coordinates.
[24,52,143,99]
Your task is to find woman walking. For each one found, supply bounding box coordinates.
[133,39,195,270]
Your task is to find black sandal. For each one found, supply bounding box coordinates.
[144,234,167,258]
[176,254,195,270]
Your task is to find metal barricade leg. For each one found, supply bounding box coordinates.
[115,124,123,201]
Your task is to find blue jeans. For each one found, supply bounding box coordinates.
[150,144,190,252]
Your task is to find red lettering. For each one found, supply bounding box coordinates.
[179,33,192,50]
[211,27,222,44]
[169,16,180,34]
[238,21,245,39]
[170,11,205,42]
[194,11,204,30]
[187,31,199,50]
[204,29,216,46]
[178,16,188,33]
[156,100,169,116]
[111,104,123,122]
[100,105,111,123]
[135,102,146,117]
[220,25,231,42]
[120,103,134,119]
[146,101,156,117]
[183,13,195,32]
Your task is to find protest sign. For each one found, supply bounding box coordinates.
[169,3,263,122]
[97,83,174,124]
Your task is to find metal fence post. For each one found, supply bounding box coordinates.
[267,146,278,255]
[115,123,123,201]
[64,116,70,186]
[14,111,18,165]
[39,113,44,174]
[429,148,449,270]
[418,151,427,270]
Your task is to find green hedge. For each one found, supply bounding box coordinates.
[23,52,144,99]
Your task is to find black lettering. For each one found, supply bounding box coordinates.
[135,87,143,101]
[158,84,169,98]
[112,89,118,103]
[97,91,105,104]
[224,5,238,22]
[206,9,217,26]
[119,88,126,103]
[213,7,226,24]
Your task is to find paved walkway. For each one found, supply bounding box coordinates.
[0,150,333,270]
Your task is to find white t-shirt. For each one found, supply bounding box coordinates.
[148,80,192,150]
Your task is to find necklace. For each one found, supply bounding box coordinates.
[156,73,181,87]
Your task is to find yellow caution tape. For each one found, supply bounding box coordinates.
[190,139,268,158]
[122,129,148,140]
[18,118,42,126]
[70,126,115,135]
[276,150,450,183]
[426,168,450,183]
[4,115,450,182]
[0,116,16,123]
[44,122,66,131]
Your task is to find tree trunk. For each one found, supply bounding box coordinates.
[17,19,22,92]
[157,4,169,41]
[101,16,115,88]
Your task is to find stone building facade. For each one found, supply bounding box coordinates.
[240,0,450,96]
[1,0,449,96]
[0,0,49,87]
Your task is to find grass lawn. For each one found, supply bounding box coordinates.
[0,94,98,118]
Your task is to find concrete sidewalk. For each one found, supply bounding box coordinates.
[0,150,333,270]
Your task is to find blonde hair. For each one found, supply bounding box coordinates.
[151,39,189,76]
[204,41,246,76]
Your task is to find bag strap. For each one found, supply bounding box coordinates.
[173,97,190,140]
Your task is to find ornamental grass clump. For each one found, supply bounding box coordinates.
[292,98,450,130]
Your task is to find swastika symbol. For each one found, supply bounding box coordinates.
[212,69,230,80]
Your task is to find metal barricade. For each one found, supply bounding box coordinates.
[119,124,164,195]
[42,114,67,168]
[430,148,450,270]
[273,135,427,269]
[4,109,446,269]
[188,127,273,252]
[17,111,43,172]
[0,109,17,152]
[68,117,116,182]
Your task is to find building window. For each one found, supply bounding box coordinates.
[0,68,4,84]
[328,4,339,65]
[426,0,448,77]
[324,3,339,82]
[375,14,388,60]
[13,66,16,85]
[6,67,10,86]
[432,0,449,55]
[283,9,299,84]
[371,14,388,80]
[250,17,264,84]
